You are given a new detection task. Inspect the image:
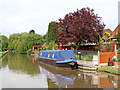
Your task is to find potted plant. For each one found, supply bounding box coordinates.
[112,58,120,66]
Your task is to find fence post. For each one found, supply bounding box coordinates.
[98,51,100,66]
[115,44,117,59]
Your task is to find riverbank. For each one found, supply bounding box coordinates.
[77,60,120,75]
[98,66,120,75]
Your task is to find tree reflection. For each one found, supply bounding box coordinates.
[1,54,8,69]
[8,53,40,76]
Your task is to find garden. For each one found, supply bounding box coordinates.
[75,50,98,61]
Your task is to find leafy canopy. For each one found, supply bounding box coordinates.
[55,7,105,46]
[0,35,8,51]
[9,31,45,54]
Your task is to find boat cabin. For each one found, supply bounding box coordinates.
[38,50,78,69]
[39,50,75,60]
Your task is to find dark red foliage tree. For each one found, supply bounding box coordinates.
[55,7,105,47]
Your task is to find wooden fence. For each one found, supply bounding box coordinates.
[99,52,116,63]
[117,53,120,60]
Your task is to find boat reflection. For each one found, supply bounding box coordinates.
[38,62,77,88]
[38,62,97,88]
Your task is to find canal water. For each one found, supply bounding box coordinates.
[0,53,120,88]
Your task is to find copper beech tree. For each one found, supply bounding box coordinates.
[55,7,105,48]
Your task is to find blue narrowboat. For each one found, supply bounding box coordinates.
[38,50,78,69]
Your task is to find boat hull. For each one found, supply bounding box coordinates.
[38,58,78,69]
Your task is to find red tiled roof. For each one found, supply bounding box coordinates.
[110,24,120,39]
[105,29,112,35]
[32,46,41,48]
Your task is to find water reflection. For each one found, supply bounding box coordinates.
[98,73,120,88]
[3,53,40,76]
[2,53,47,88]
[1,54,8,68]
[38,61,120,88]
[1,53,120,88]
[38,62,97,88]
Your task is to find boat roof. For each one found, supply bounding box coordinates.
[40,50,61,52]
[39,50,75,60]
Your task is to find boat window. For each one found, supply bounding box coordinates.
[44,52,46,57]
[54,52,57,59]
[45,52,48,57]
[49,52,53,58]
[48,52,50,58]
[42,52,45,57]
[52,52,54,58]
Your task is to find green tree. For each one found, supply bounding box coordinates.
[102,32,110,42]
[0,35,8,51]
[47,21,57,44]
[17,33,44,54]
[43,41,57,50]
[114,31,120,45]
[17,33,28,54]
[9,31,45,54]
[9,33,21,51]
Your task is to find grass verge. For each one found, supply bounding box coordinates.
[98,66,120,75]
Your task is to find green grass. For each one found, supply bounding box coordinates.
[75,52,98,61]
[81,55,93,61]
[98,66,120,75]
[75,54,93,61]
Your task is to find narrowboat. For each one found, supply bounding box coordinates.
[38,50,78,69]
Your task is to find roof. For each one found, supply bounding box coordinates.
[39,50,75,60]
[104,29,112,35]
[32,46,41,48]
[110,24,120,38]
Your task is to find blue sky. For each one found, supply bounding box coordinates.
[0,0,119,37]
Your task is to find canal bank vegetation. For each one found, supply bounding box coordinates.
[0,35,8,51]
[75,52,98,61]
[98,66,120,75]
[9,30,45,54]
[0,51,8,59]
[42,22,58,50]
[0,35,9,59]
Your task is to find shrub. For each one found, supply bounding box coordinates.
[117,48,120,53]
[112,59,118,62]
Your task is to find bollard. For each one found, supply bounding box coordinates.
[78,52,81,60]
[108,58,113,66]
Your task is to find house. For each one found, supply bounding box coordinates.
[32,46,41,51]
[104,29,112,36]
[31,43,47,54]
[32,46,42,54]
[110,24,120,41]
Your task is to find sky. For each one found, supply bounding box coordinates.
[0,0,120,37]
